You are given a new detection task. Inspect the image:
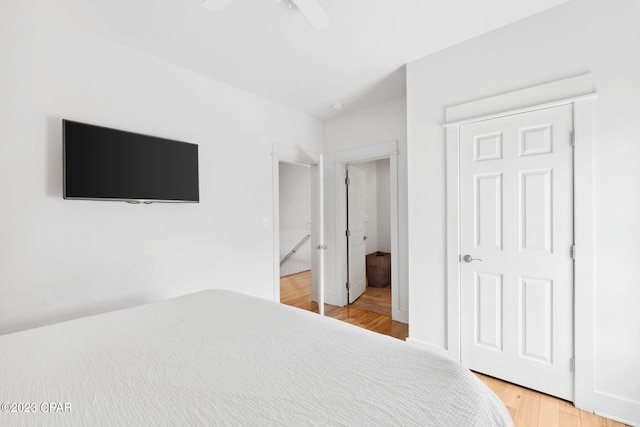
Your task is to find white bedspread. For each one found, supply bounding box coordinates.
[0,290,513,426]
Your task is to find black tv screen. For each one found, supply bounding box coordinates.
[63,120,199,203]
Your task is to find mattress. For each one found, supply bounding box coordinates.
[0,290,513,426]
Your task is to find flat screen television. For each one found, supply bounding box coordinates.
[63,120,199,203]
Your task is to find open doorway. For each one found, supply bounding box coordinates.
[345,159,392,317]
[278,162,317,311]
[332,140,407,324]
[271,145,324,315]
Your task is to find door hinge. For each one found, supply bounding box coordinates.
[346,230,351,237]
[345,177,351,185]
[346,282,350,290]
[571,245,576,260]
[570,357,575,372]
[571,130,575,147]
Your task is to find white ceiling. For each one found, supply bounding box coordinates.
[55,0,571,120]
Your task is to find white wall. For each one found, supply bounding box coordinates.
[406,0,640,423]
[357,161,379,255]
[279,162,311,276]
[323,96,407,312]
[0,1,322,334]
[359,158,392,255]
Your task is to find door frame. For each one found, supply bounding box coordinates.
[333,140,407,323]
[272,144,324,314]
[443,74,597,408]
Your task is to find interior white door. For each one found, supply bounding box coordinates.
[347,164,366,304]
[316,154,325,316]
[459,104,574,400]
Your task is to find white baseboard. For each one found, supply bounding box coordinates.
[323,294,341,307]
[579,391,640,427]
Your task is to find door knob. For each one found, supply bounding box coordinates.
[463,255,482,263]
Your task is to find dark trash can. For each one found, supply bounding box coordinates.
[366,252,391,288]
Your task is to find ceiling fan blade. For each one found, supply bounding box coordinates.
[201,0,236,12]
[290,0,331,29]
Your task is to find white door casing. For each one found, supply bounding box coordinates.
[443,74,597,411]
[332,140,406,323]
[459,104,574,400]
[346,164,367,303]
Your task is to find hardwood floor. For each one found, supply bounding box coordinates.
[280,270,407,340]
[280,271,631,427]
[473,372,631,427]
[350,282,392,317]
[280,270,318,312]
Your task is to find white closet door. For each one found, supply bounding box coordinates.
[459,104,574,400]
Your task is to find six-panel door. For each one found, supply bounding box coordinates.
[459,104,575,401]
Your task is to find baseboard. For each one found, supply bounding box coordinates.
[392,309,408,324]
[323,294,341,307]
[581,391,640,427]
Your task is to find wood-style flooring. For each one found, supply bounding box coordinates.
[350,283,392,317]
[280,270,631,427]
[280,270,407,340]
[474,372,631,427]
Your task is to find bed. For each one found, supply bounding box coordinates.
[0,290,513,426]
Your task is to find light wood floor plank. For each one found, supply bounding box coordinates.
[500,381,525,413]
[580,409,606,427]
[559,411,582,427]
[603,419,628,427]
[561,401,581,417]
[514,389,541,427]
[279,271,631,427]
[538,394,561,427]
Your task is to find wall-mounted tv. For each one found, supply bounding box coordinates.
[63,120,199,203]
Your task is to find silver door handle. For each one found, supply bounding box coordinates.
[463,255,482,263]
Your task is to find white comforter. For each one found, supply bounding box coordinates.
[0,290,513,426]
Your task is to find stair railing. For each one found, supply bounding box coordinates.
[280,234,311,266]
